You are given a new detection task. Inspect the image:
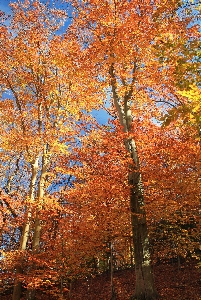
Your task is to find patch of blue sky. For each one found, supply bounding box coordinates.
[0,0,12,15]
[0,155,30,193]
[1,89,13,100]
[0,0,73,36]
[48,173,74,193]
[178,0,201,29]
[91,108,111,125]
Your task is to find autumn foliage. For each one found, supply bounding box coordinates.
[0,1,200,300]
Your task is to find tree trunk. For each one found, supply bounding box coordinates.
[127,138,157,300]
[109,62,157,299]
[26,146,49,300]
[12,157,39,300]
[110,242,116,300]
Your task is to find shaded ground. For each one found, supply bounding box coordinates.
[70,261,200,300]
[1,261,201,299]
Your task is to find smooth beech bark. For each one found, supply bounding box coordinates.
[110,63,157,299]
[26,146,49,300]
[13,156,39,300]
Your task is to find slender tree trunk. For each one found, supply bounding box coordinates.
[110,242,116,300]
[26,213,41,300]
[26,146,49,300]
[32,147,49,253]
[13,157,39,300]
[68,280,72,300]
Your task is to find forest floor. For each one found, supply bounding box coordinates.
[70,261,201,300]
[1,260,201,299]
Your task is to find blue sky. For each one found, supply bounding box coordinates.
[0,0,12,14]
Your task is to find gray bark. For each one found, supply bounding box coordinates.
[32,146,49,253]
[128,140,157,300]
[109,63,157,299]
[12,156,39,300]
[26,145,49,300]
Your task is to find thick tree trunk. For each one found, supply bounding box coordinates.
[127,138,157,300]
[109,62,157,299]
[130,179,156,300]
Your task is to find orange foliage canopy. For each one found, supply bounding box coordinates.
[0,1,200,299]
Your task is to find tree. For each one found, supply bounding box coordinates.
[0,1,84,299]
[0,1,200,300]
[69,0,199,298]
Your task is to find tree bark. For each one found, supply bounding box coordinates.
[109,63,157,299]
[12,157,39,300]
[26,146,49,300]
[32,146,49,253]
[127,139,157,300]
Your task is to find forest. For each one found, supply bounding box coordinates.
[0,0,200,299]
